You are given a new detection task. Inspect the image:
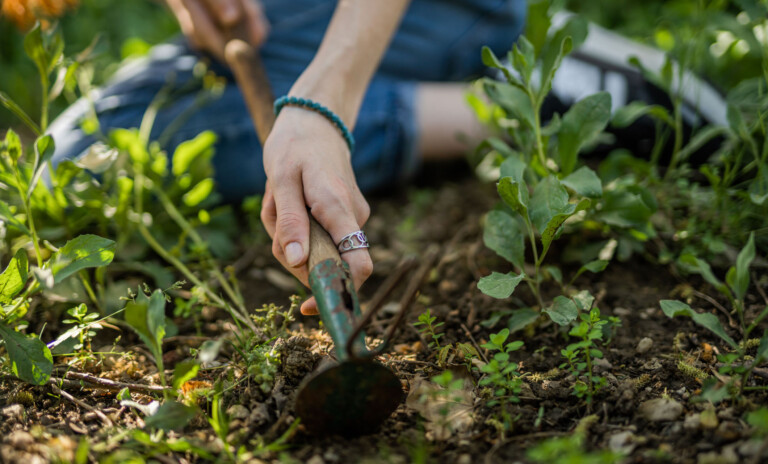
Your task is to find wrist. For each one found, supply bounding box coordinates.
[289,62,365,128]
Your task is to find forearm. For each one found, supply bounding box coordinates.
[289,0,411,128]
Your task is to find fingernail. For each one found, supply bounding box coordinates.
[285,242,303,267]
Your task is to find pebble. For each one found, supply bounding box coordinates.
[226,405,249,420]
[641,359,662,371]
[636,337,654,354]
[306,455,324,464]
[684,413,701,430]
[608,431,639,454]
[638,397,683,422]
[593,358,613,373]
[715,421,741,442]
[457,454,472,464]
[7,430,34,447]
[1,404,24,422]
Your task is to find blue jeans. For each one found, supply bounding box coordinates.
[50,0,526,202]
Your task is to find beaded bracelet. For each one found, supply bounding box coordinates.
[274,96,355,153]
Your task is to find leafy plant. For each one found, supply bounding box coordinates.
[414,309,444,349]
[662,232,765,395]
[477,329,525,437]
[123,287,170,388]
[528,432,624,464]
[475,5,613,331]
[60,303,102,354]
[559,293,616,406]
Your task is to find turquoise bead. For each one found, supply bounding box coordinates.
[274,95,356,153]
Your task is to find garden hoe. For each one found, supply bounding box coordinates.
[224,38,433,437]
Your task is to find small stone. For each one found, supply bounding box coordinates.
[306,455,324,464]
[638,397,683,422]
[323,449,340,462]
[715,421,741,442]
[40,414,57,425]
[226,405,249,420]
[1,404,24,422]
[457,454,472,464]
[593,358,613,373]
[608,431,638,454]
[613,307,632,317]
[636,337,654,354]
[641,359,662,371]
[684,413,702,430]
[7,430,34,447]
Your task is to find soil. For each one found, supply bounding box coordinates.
[1,169,767,464]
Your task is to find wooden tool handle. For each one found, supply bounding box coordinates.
[224,39,342,268]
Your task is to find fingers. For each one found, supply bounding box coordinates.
[242,0,269,47]
[272,172,310,269]
[178,0,226,57]
[261,181,276,238]
[307,182,373,295]
[300,297,318,316]
[201,0,242,27]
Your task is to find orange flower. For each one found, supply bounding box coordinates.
[1,0,78,31]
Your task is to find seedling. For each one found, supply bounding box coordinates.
[414,309,444,349]
[61,303,102,354]
[559,297,616,406]
[477,328,524,437]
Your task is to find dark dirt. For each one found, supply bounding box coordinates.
[1,172,767,464]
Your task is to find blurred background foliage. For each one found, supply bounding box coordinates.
[1,0,766,129]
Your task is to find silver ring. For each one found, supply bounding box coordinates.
[337,230,369,254]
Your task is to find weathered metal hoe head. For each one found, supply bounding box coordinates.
[294,256,425,437]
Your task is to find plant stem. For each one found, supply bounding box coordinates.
[523,218,544,309]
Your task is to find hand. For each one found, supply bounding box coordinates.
[260,107,373,316]
[165,0,269,61]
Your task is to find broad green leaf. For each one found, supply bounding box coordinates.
[483,81,535,129]
[729,233,755,302]
[172,361,200,391]
[124,289,167,360]
[172,131,217,177]
[594,187,656,231]
[561,166,603,198]
[498,177,529,218]
[544,296,579,326]
[572,290,595,312]
[499,155,527,183]
[50,235,116,283]
[0,322,53,385]
[0,249,28,304]
[660,300,737,349]
[557,92,612,175]
[483,210,525,270]
[540,198,590,254]
[508,308,540,333]
[144,400,197,431]
[478,272,525,299]
[529,176,570,233]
